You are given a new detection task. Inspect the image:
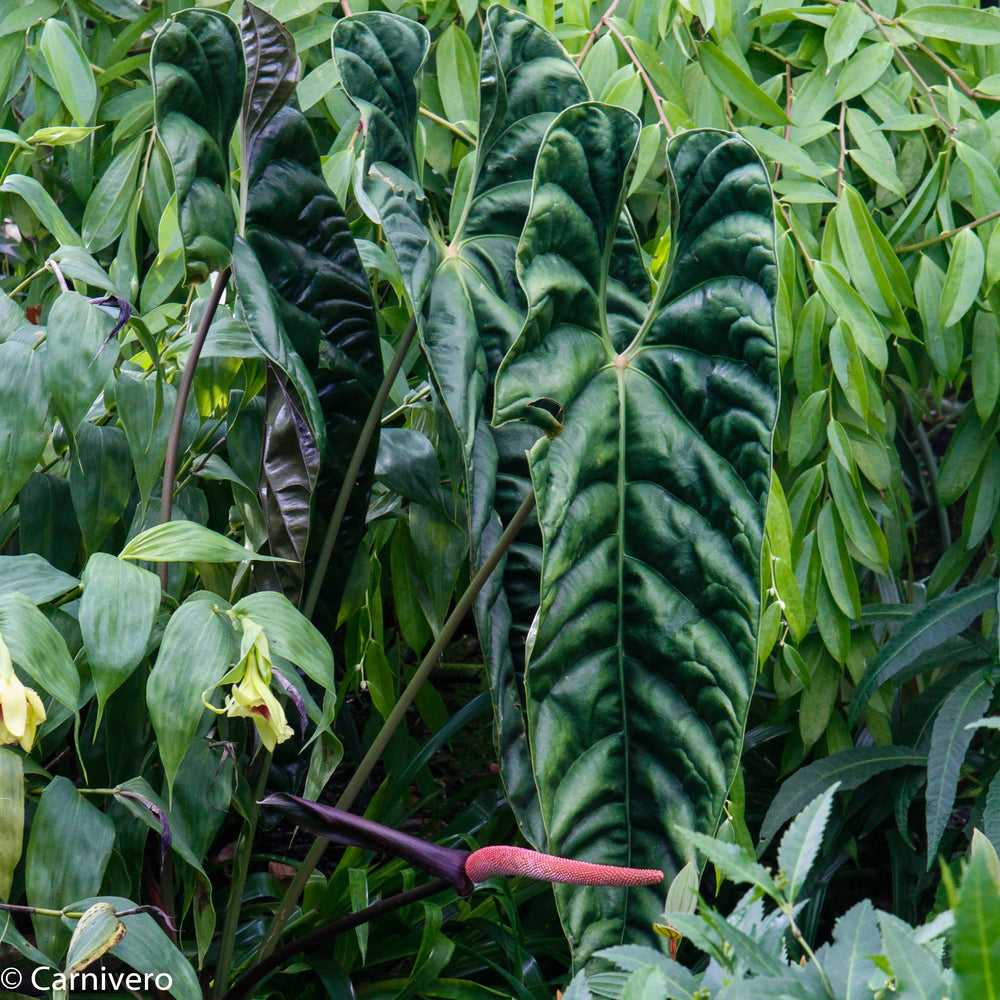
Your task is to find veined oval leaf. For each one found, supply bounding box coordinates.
[152,9,245,284]
[494,115,778,963]
[146,594,238,797]
[899,4,1000,45]
[64,902,126,976]
[120,520,290,563]
[80,554,161,721]
[40,19,97,126]
[0,341,51,516]
[697,41,790,126]
[0,748,23,901]
[940,229,985,329]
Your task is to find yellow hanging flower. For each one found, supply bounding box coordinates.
[204,620,293,753]
[0,634,46,753]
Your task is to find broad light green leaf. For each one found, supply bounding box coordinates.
[146,594,238,796]
[848,582,997,724]
[0,341,50,516]
[25,778,115,959]
[0,593,79,711]
[69,422,132,554]
[152,9,245,283]
[0,555,77,604]
[834,43,892,102]
[759,747,926,849]
[925,672,995,866]
[777,783,838,903]
[80,554,161,719]
[65,902,125,976]
[232,591,335,691]
[820,900,880,1000]
[65,896,201,1000]
[899,4,1000,45]
[0,175,83,246]
[952,850,1000,1000]
[698,41,790,126]
[82,134,144,252]
[596,945,698,1000]
[43,293,118,448]
[494,118,777,963]
[40,20,97,125]
[0,749,22,900]
[816,502,861,619]
[121,520,289,563]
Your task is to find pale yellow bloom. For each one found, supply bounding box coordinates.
[205,620,293,753]
[0,635,46,752]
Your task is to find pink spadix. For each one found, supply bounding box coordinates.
[465,845,663,887]
[263,794,663,894]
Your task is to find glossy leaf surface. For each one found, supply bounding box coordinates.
[494,115,778,963]
[151,9,244,283]
[242,104,381,619]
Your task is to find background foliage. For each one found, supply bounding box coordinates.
[0,0,999,996]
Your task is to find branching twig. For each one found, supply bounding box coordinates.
[605,20,673,135]
[895,207,1000,253]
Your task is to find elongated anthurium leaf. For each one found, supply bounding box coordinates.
[334,7,593,846]
[332,13,432,310]
[240,2,299,158]
[241,103,381,620]
[847,581,998,725]
[493,113,778,964]
[152,9,244,284]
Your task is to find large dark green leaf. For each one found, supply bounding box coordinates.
[151,9,244,284]
[240,2,299,158]
[241,104,381,620]
[493,115,778,964]
[69,422,132,554]
[332,13,432,309]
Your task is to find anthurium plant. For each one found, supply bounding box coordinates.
[4,0,996,997]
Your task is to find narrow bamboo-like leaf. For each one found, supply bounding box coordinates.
[65,895,201,1000]
[44,293,118,448]
[240,103,381,618]
[146,594,238,796]
[0,593,79,711]
[39,19,97,125]
[25,778,115,960]
[0,341,51,516]
[925,672,995,866]
[0,748,23,900]
[436,24,478,124]
[152,9,244,283]
[697,41,790,126]
[121,520,289,563]
[848,582,997,724]
[69,422,133,554]
[899,4,1000,45]
[80,554,161,719]
[240,2,299,156]
[972,310,1000,421]
[759,747,926,849]
[952,850,1000,1000]
[494,118,777,963]
[64,902,126,976]
[777,783,838,903]
[813,261,887,370]
[940,229,985,329]
[0,175,83,246]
